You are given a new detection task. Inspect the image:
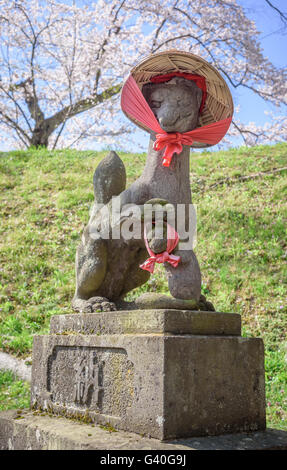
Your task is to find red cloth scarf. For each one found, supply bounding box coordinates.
[140,223,181,274]
[121,74,232,167]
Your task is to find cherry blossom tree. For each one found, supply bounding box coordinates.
[0,0,286,149]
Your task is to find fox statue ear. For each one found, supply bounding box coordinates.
[167,76,203,112]
[196,86,203,111]
[142,82,150,101]
[175,77,203,111]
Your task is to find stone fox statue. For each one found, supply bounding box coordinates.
[72,76,213,313]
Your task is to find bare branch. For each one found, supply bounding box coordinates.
[265,0,287,25]
[0,110,31,144]
[45,83,122,134]
[52,119,67,150]
[15,78,45,124]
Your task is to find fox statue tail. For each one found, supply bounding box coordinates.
[93,151,126,204]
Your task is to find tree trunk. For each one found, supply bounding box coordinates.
[30,125,50,148]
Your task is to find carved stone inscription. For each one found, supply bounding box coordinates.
[47,346,134,417]
[73,352,104,406]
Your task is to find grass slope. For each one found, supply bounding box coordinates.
[0,143,286,429]
[0,370,30,411]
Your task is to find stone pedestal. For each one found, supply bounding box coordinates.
[31,310,266,440]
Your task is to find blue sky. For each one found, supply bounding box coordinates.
[235,0,286,126]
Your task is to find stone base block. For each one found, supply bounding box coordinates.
[31,310,266,440]
[1,410,286,450]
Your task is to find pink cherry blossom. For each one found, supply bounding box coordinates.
[0,0,286,149]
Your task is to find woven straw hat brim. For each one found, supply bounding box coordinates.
[123,50,233,148]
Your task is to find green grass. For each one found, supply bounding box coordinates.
[0,143,286,429]
[0,370,30,411]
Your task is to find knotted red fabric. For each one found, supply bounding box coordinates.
[153,132,194,167]
[121,75,232,167]
[140,223,181,274]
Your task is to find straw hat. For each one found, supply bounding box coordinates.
[122,49,233,148]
